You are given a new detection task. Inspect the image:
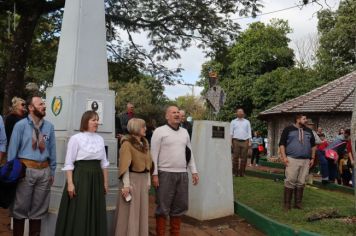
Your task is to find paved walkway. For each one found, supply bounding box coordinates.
[0,196,264,236]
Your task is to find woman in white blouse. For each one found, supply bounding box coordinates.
[55,111,109,236]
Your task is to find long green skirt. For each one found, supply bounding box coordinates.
[55,160,107,236]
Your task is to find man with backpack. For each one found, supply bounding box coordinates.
[7,95,56,236]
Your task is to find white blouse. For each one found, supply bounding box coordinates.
[62,132,110,171]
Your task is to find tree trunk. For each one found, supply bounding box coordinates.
[2,9,41,114]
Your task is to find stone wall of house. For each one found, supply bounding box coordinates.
[265,113,352,157]
[319,114,352,141]
[267,115,294,157]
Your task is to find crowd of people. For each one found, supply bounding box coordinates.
[0,97,198,236]
[0,96,354,235]
[315,127,354,187]
[229,109,354,212]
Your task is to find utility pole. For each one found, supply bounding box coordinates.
[181,83,195,96]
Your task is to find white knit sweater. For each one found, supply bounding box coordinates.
[151,125,198,175]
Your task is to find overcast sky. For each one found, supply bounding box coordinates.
[123,0,340,99]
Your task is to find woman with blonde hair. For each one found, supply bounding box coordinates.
[114,118,153,236]
[5,97,26,143]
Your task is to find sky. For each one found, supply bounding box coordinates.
[122,0,340,99]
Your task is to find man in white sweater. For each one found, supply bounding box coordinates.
[151,106,199,236]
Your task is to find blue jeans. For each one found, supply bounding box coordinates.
[318,150,337,181]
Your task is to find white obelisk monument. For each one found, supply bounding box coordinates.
[42,0,118,235]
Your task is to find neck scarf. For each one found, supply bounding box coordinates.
[297,127,304,144]
[31,118,45,153]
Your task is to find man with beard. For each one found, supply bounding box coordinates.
[7,95,56,236]
[279,114,316,211]
[151,106,199,236]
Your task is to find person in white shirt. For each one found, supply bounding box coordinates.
[230,108,252,177]
[151,106,199,236]
[55,111,109,236]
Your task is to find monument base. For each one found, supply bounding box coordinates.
[186,120,234,221]
[41,207,116,236]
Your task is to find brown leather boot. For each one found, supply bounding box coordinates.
[170,216,181,236]
[294,187,304,209]
[29,219,41,236]
[13,218,25,236]
[283,187,294,211]
[156,215,166,236]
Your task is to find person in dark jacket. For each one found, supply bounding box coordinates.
[119,103,135,135]
[179,110,192,139]
[5,97,26,145]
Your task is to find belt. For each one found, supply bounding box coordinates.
[130,169,150,174]
[233,138,248,142]
[20,159,49,169]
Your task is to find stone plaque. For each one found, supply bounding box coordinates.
[212,126,225,139]
[86,99,104,125]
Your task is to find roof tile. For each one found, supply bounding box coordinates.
[260,71,356,116]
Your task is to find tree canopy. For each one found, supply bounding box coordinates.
[0,0,262,113]
[315,0,356,81]
[199,0,356,133]
[199,19,330,132]
[229,19,294,77]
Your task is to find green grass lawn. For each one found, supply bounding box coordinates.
[234,176,356,236]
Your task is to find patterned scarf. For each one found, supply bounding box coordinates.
[32,119,45,153]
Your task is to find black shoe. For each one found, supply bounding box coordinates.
[322,180,329,185]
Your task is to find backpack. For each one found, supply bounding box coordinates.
[325,142,346,162]
[0,158,26,209]
[0,158,26,183]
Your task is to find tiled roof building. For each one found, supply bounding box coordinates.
[260,71,356,157]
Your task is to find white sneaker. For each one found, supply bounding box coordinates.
[255,164,259,167]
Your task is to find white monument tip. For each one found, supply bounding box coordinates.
[53,0,109,89]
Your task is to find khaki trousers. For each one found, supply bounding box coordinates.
[11,167,51,219]
[232,139,249,176]
[284,157,310,189]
